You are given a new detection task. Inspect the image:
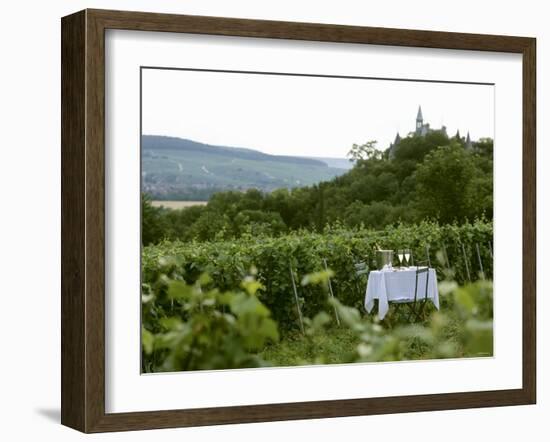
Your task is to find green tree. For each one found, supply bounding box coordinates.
[415,144,477,223]
[474,137,494,158]
[141,193,167,245]
[163,204,206,241]
[393,130,450,163]
[233,210,287,237]
[347,140,383,162]
[188,210,231,241]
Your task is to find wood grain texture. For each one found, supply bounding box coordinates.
[61,10,86,431]
[89,8,532,52]
[85,9,107,432]
[522,38,536,402]
[60,8,537,433]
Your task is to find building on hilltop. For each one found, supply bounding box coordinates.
[388,106,473,159]
[453,128,473,150]
[414,105,435,136]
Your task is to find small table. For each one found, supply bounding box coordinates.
[365,267,440,320]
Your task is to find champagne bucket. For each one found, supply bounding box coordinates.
[376,250,394,269]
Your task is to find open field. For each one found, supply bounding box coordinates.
[151,200,207,209]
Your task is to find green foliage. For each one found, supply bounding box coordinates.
[141,193,168,246]
[142,269,493,372]
[347,140,383,162]
[262,276,493,366]
[141,135,493,243]
[416,144,492,223]
[353,277,492,361]
[393,130,451,162]
[143,220,493,333]
[142,272,279,373]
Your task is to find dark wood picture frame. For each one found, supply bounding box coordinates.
[61,8,536,433]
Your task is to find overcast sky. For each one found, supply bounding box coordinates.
[142,68,494,159]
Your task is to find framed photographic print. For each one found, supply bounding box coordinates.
[61,9,536,433]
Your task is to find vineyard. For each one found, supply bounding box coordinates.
[141,220,493,372]
[143,220,493,331]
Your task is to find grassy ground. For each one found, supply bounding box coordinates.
[259,326,361,367]
[258,301,468,368]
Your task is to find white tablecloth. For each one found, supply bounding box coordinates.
[364,267,440,320]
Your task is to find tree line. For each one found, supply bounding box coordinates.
[142,131,493,245]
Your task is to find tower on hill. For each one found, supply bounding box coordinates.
[388,106,471,159]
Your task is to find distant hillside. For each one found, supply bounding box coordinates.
[142,135,349,200]
[310,157,353,170]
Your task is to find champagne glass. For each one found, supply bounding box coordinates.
[404,249,411,267]
[397,249,404,269]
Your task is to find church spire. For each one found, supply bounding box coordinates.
[416,106,423,123]
[465,131,472,150]
[416,106,423,133]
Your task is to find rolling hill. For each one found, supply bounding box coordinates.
[141,135,350,200]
